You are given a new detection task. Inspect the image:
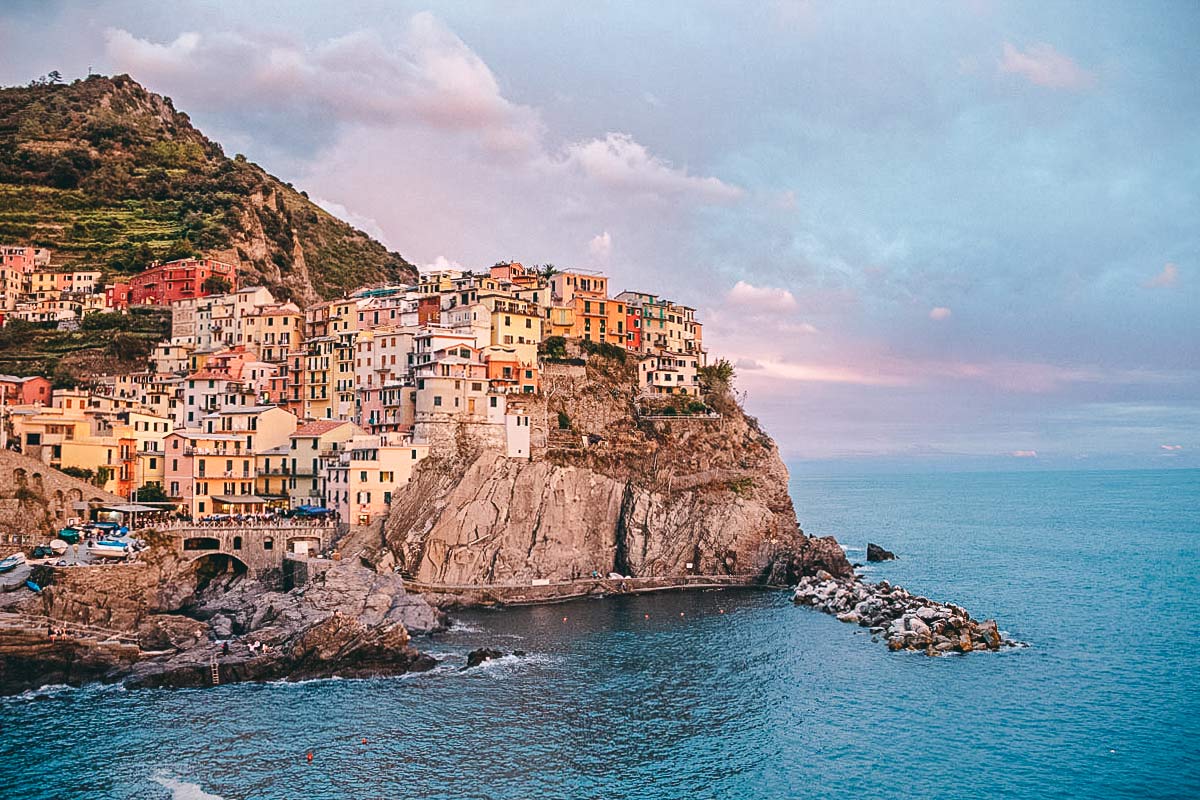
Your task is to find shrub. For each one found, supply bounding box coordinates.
[61,466,96,482]
[728,477,755,496]
[542,336,568,360]
[557,411,571,430]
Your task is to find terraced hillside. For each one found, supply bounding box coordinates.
[0,74,416,303]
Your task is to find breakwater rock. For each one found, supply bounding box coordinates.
[792,572,1023,655]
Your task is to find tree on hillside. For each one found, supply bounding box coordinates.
[540,263,559,279]
[135,483,168,503]
[698,358,736,390]
[202,275,231,295]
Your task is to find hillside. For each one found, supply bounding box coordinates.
[0,74,416,303]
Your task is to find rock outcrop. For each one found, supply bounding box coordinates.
[383,353,850,590]
[866,543,896,562]
[792,572,1023,655]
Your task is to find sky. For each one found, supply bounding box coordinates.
[2,1,1197,470]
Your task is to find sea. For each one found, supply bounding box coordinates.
[2,468,1197,799]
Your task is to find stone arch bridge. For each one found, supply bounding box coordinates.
[161,522,335,575]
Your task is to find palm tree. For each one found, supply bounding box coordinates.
[540,263,559,279]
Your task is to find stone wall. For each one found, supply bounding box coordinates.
[0,450,124,553]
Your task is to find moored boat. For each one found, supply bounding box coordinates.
[90,540,130,559]
[0,553,26,573]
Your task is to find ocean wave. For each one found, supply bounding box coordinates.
[152,775,224,800]
[447,620,482,633]
[1,682,75,703]
[465,653,562,675]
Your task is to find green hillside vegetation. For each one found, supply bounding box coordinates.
[0,307,171,385]
[0,73,415,301]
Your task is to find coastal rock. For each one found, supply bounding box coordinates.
[465,648,505,668]
[866,543,896,562]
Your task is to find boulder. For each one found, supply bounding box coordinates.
[866,543,896,562]
[465,647,505,668]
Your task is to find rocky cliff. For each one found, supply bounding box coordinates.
[381,351,849,587]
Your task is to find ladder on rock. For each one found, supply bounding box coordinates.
[209,655,220,686]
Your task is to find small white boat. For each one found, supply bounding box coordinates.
[49,539,68,554]
[90,541,130,559]
[0,553,26,573]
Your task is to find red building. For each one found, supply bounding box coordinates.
[106,281,133,309]
[417,295,441,325]
[626,310,643,351]
[129,258,237,305]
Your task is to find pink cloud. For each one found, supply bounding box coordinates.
[588,231,612,262]
[105,15,545,153]
[727,281,798,313]
[1010,450,1038,458]
[929,306,952,321]
[999,42,1095,90]
[1144,262,1179,288]
[1160,444,1183,451]
[562,133,743,204]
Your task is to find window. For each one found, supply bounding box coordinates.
[263,537,273,551]
[360,471,368,482]
[433,396,442,407]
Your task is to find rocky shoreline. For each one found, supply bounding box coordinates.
[793,571,1024,655]
[0,560,445,695]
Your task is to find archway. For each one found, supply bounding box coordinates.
[183,536,221,551]
[190,552,249,594]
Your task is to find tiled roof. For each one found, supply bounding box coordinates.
[291,419,352,437]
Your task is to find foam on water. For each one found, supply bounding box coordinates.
[153,775,224,800]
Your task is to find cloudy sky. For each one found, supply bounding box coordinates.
[3,1,1197,470]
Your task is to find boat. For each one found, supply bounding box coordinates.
[25,580,41,593]
[90,540,130,559]
[57,527,82,545]
[0,553,26,573]
[49,539,68,554]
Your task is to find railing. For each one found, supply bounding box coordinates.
[158,520,336,531]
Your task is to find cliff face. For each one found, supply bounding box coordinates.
[383,353,849,585]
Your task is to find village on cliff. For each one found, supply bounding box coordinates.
[0,247,708,551]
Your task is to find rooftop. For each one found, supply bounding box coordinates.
[292,419,353,437]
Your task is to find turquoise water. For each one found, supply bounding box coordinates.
[3,468,1198,799]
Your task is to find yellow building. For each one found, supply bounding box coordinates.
[325,433,430,525]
